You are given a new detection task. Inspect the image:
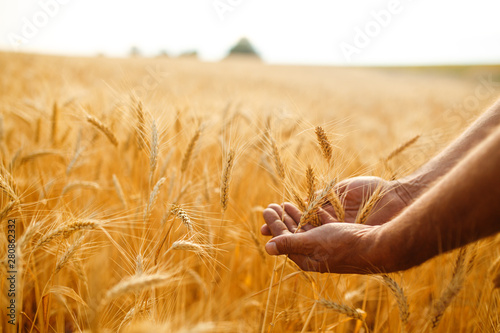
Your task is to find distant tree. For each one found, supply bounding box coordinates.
[179,50,198,58]
[157,50,169,58]
[129,46,141,57]
[228,37,259,58]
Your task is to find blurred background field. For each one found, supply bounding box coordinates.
[1,51,500,332]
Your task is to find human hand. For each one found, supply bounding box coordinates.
[323,176,413,225]
[260,203,386,274]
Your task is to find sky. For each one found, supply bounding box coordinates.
[1,0,500,66]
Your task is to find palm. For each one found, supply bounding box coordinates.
[323,176,408,226]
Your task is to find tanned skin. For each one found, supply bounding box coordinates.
[261,97,500,274]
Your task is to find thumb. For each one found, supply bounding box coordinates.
[265,234,306,256]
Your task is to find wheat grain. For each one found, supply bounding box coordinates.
[181,128,201,173]
[355,186,383,224]
[220,149,235,212]
[54,234,86,275]
[315,126,333,162]
[291,188,307,211]
[0,200,17,221]
[51,102,59,144]
[135,101,146,150]
[381,274,409,324]
[430,247,468,328]
[86,114,118,147]
[34,219,99,250]
[170,204,192,231]
[149,120,159,187]
[170,240,203,253]
[317,298,366,321]
[328,188,345,222]
[267,131,285,180]
[102,273,175,305]
[299,179,336,229]
[144,177,166,222]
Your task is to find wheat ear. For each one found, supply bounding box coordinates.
[430,247,468,328]
[149,120,158,187]
[112,174,127,209]
[34,219,99,250]
[143,177,166,222]
[181,128,201,173]
[299,179,337,229]
[386,134,420,162]
[61,181,100,196]
[86,114,118,146]
[220,149,235,212]
[135,101,146,150]
[51,102,59,144]
[318,298,366,321]
[355,186,383,224]
[315,126,333,163]
[267,131,285,180]
[381,274,409,324]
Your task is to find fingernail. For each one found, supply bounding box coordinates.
[265,242,278,255]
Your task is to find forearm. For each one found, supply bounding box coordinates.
[401,97,500,199]
[373,125,500,272]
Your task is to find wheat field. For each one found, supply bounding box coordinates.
[1,51,500,332]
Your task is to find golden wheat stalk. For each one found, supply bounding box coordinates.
[181,128,201,173]
[66,145,84,175]
[355,186,383,224]
[86,114,118,147]
[430,247,468,328]
[328,188,345,221]
[291,188,307,211]
[34,219,100,250]
[381,274,410,324]
[112,174,127,209]
[135,254,143,276]
[135,101,146,150]
[220,149,235,212]
[143,177,166,222]
[298,179,336,229]
[34,117,41,143]
[149,120,159,187]
[51,102,59,144]
[101,273,175,306]
[386,134,420,162]
[170,204,193,231]
[54,234,86,275]
[170,240,203,253]
[61,181,100,196]
[0,174,19,202]
[20,149,64,165]
[315,126,333,162]
[317,298,366,321]
[305,165,316,203]
[267,131,286,180]
[0,200,17,221]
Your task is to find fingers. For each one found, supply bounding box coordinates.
[262,207,290,238]
[265,233,308,256]
[261,224,271,236]
[266,203,298,233]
